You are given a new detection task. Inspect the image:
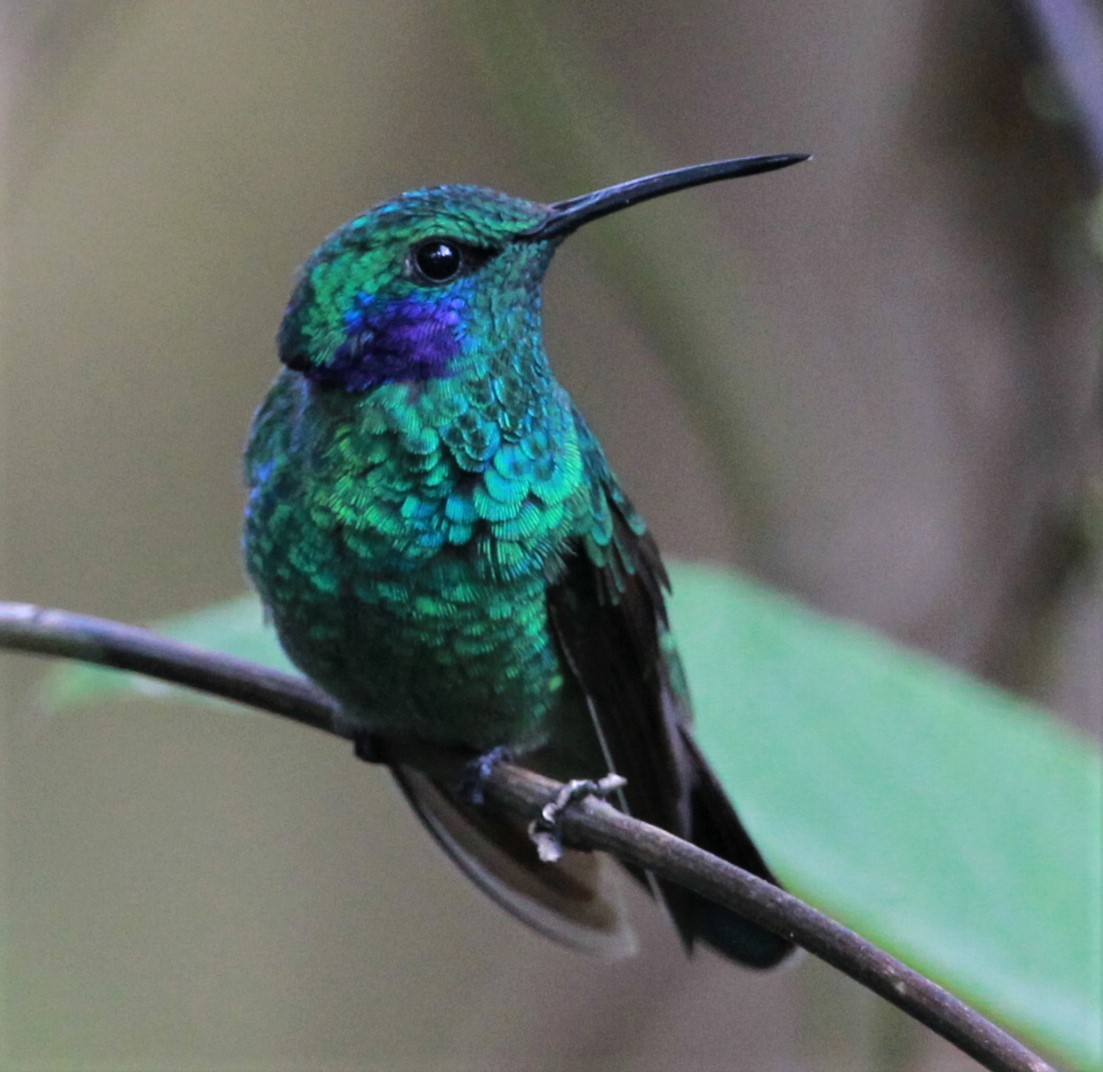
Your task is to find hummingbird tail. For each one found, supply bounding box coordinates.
[390,763,638,959]
[661,726,796,968]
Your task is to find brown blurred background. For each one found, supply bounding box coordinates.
[1,2,1099,1070]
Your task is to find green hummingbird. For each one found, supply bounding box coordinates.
[244,155,806,966]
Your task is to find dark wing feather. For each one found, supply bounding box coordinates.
[547,413,794,968]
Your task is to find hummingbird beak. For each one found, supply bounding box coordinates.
[514,153,810,242]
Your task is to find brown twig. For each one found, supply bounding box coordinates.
[0,600,1058,1072]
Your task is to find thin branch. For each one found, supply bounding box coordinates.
[0,602,340,734]
[0,601,1057,1072]
[486,768,1058,1072]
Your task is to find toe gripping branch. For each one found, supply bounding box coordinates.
[354,733,627,866]
[528,774,628,863]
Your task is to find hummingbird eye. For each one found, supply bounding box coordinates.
[411,239,463,284]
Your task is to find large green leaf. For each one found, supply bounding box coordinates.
[669,562,1101,1072]
[43,562,1102,1070]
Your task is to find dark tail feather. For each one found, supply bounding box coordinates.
[663,727,796,968]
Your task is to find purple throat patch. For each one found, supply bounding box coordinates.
[300,290,465,391]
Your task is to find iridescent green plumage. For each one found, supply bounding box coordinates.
[244,158,806,965]
[246,188,585,750]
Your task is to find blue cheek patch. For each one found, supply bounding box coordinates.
[312,290,466,391]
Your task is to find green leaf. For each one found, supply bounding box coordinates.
[42,563,1102,1069]
[669,561,1101,1072]
[40,595,294,711]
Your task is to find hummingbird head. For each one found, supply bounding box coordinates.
[276,186,550,391]
[277,154,808,392]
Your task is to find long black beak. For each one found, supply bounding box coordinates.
[515,153,809,242]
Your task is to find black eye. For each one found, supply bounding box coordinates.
[412,239,463,283]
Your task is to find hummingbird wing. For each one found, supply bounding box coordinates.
[390,764,638,959]
[546,412,794,968]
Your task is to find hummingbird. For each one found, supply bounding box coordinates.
[244,154,806,966]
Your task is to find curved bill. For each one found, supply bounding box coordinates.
[515,153,810,242]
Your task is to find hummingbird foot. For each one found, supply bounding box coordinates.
[459,745,516,807]
[528,774,628,863]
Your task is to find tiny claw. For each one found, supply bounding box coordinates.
[528,773,628,863]
[459,745,515,806]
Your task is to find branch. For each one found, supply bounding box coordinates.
[0,601,1057,1072]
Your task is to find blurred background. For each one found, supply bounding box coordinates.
[1,2,1099,1070]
